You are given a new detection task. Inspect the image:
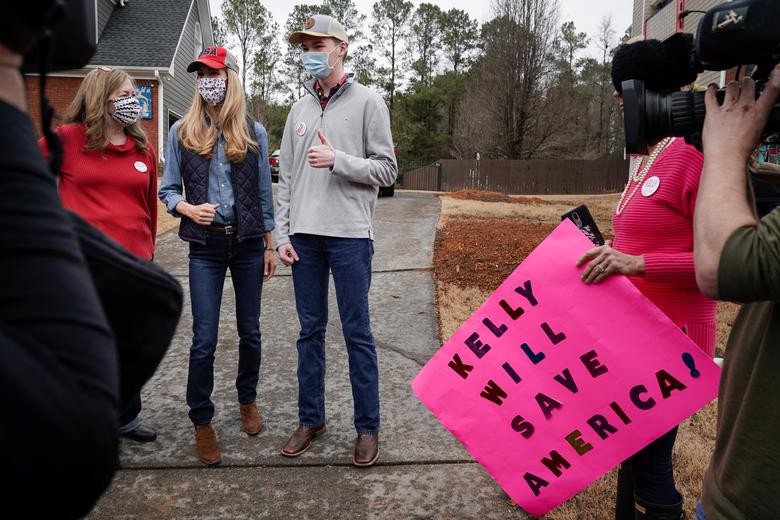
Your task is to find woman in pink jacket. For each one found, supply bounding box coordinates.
[577,36,716,520]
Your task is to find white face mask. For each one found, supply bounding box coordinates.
[110,95,141,126]
[198,77,227,105]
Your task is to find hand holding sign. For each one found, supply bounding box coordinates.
[576,244,645,284]
[308,130,336,169]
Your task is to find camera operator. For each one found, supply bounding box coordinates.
[693,67,780,519]
[0,38,119,519]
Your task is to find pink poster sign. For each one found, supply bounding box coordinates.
[412,220,720,516]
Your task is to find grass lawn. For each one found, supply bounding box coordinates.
[157,199,179,236]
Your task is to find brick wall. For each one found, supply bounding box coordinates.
[24,75,159,156]
[24,75,82,136]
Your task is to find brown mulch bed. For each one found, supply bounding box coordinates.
[446,189,552,205]
[433,217,556,292]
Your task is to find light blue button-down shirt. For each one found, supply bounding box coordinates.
[159,121,275,231]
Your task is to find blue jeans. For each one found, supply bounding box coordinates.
[118,390,142,432]
[186,232,264,425]
[290,234,379,434]
[631,426,680,504]
[695,502,708,520]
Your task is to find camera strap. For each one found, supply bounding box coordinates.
[37,35,63,177]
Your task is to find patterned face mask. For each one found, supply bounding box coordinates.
[110,96,141,126]
[198,77,227,106]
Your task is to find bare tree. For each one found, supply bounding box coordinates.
[282,4,319,101]
[407,3,443,86]
[594,16,617,155]
[469,0,560,159]
[323,0,366,40]
[440,9,480,74]
[222,0,273,94]
[251,20,282,102]
[370,0,414,111]
[211,16,229,48]
[555,21,588,80]
[322,0,378,85]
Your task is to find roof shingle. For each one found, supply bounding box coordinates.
[90,0,193,68]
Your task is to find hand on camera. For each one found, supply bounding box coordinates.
[703,67,780,162]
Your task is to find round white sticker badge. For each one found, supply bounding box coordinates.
[642,176,660,197]
[134,161,148,173]
[295,121,307,136]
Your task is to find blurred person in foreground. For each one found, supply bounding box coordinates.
[576,35,717,520]
[1,1,180,515]
[693,68,780,520]
[0,6,118,518]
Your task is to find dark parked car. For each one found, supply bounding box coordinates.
[269,149,280,182]
[378,183,395,197]
[378,143,398,197]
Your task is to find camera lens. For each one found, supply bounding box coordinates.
[623,79,779,154]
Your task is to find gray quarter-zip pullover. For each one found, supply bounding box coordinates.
[274,74,397,247]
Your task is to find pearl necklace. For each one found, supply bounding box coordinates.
[615,137,674,215]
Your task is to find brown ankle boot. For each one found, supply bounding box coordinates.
[353,433,380,467]
[239,402,263,436]
[194,424,221,465]
[281,424,326,457]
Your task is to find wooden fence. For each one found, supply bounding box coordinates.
[400,159,629,194]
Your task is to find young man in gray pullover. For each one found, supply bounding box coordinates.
[275,14,397,467]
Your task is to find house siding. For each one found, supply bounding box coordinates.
[646,1,677,41]
[682,0,722,34]
[163,1,214,154]
[167,2,199,119]
[637,0,724,41]
[697,70,721,87]
[631,0,731,89]
[632,0,644,38]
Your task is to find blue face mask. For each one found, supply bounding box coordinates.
[301,46,342,79]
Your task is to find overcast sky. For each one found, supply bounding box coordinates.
[207,0,633,61]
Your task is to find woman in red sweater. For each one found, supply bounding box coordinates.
[576,37,716,520]
[40,67,158,443]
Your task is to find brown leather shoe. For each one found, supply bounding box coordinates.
[239,402,263,436]
[353,433,379,467]
[194,424,221,465]
[280,424,326,457]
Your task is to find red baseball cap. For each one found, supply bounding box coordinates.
[187,46,239,74]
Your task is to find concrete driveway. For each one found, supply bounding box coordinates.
[88,191,529,519]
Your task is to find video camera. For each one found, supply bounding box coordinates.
[622,0,780,154]
[0,0,96,72]
[1,0,96,175]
